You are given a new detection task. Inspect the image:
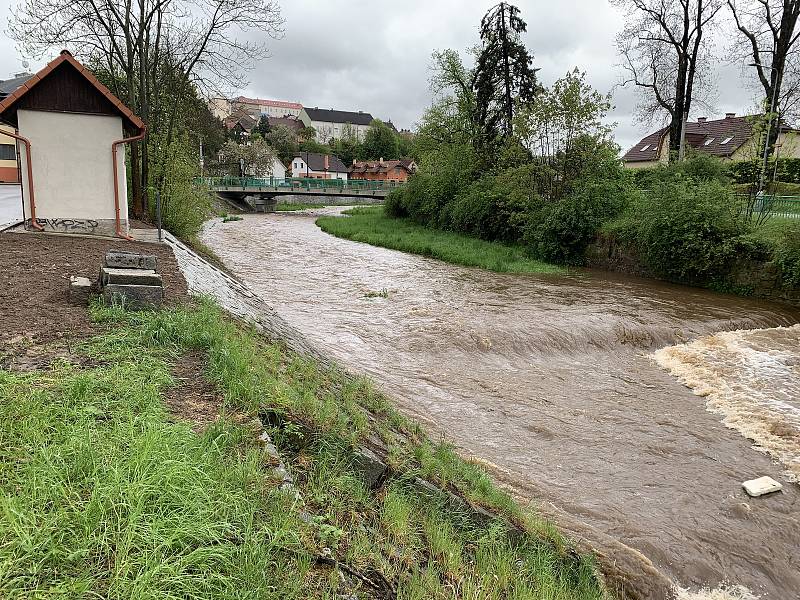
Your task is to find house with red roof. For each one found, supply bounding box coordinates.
[622,113,800,169]
[349,158,417,183]
[0,50,145,237]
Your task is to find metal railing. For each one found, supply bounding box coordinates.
[736,194,800,219]
[196,176,404,192]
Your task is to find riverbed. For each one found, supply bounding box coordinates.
[201,208,800,599]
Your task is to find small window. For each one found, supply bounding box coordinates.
[0,144,16,161]
[720,136,733,144]
[639,144,650,151]
[704,138,715,146]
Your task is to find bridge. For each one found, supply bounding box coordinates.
[198,177,402,212]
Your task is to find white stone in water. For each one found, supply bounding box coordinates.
[742,476,783,497]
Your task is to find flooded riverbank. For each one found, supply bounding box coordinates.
[201,208,800,598]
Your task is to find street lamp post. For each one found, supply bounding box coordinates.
[750,62,780,194]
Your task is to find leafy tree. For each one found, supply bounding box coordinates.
[615,0,722,161]
[265,125,300,163]
[10,0,284,218]
[473,3,540,141]
[218,139,277,177]
[516,69,614,200]
[299,126,317,142]
[361,119,400,160]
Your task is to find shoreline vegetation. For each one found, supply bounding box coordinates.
[316,206,565,275]
[0,299,605,599]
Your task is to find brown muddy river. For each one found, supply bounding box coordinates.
[201,208,800,599]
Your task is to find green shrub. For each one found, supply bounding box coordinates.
[444,177,535,242]
[622,178,746,282]
[633,154,731,190]
[529,178,635,264]
[771,221,800,288]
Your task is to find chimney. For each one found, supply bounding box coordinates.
[379,157,384,166]
[352,158,356,165]
[697,117,707,123]
[726,112,736,119]
[324,154,329,170]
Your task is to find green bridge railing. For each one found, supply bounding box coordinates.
[197,176,404,192]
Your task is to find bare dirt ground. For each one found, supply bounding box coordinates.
[165,351,223,432]
[0,231,187,344]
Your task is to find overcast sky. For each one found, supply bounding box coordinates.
[0,0,768,152]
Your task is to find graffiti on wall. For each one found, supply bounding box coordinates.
[31,218,100,233]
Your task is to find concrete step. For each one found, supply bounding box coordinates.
[105,250,158,270]
[101,267,162,287]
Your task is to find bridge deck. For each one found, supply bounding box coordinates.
[199,177,400,198]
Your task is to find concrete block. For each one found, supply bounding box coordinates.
[69,276,93,304]
[103,284,163,310]
[104,250,158,271]
[742,476,783,497]
[352,446,388,488]
[101,267,162,287]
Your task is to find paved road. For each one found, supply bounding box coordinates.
[0,185,22,228]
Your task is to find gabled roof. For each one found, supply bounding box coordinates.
[350,159,415,175]
[235,96,302,111]
[623,114,800,163]
[622,128,667,162]
[268,115,303,132]
[304,107,374,126]
[0,50,144,133]
[292,152,348,173]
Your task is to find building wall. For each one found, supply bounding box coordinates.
[17,109,127,235]
[209,97,230,120]
[0,125,19,183]
[289,158,347,180]
[309,120,370,143]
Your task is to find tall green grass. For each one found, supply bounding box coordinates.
[0,300,604,599]
[316,206,565,274]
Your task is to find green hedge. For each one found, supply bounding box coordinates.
[729,158,800,185]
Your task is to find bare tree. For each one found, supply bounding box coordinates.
[9,0,283,217]
[615,0,723,160]
[728,1,800,134]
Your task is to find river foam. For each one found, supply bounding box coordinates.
[654,325,800,482]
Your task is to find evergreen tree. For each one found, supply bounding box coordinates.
[474,3,540,143]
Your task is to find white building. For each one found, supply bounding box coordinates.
[290,152,348,180]
[0,50,142,237]
[299,108,375,142]
[209,96,303,121]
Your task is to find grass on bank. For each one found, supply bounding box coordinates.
[316,206,564,274]
[0,300,603,600]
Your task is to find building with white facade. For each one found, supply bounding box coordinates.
[209,96,303,121]
[0,50,143,237]
[299,108,375,142]
[290,152,348,180]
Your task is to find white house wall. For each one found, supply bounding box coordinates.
[18,109,127,235]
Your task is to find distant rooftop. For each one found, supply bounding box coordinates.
[234,96,302,110]
[0,73,33,99]
[304,107,374,126]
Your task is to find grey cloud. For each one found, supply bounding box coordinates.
[0,0,778,151]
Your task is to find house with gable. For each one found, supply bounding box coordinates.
[0,50,145,237]
[623,113,800,168]
[290,152,348,180]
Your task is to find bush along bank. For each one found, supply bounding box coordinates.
[0,299,608,600]
[384,150,800,305]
